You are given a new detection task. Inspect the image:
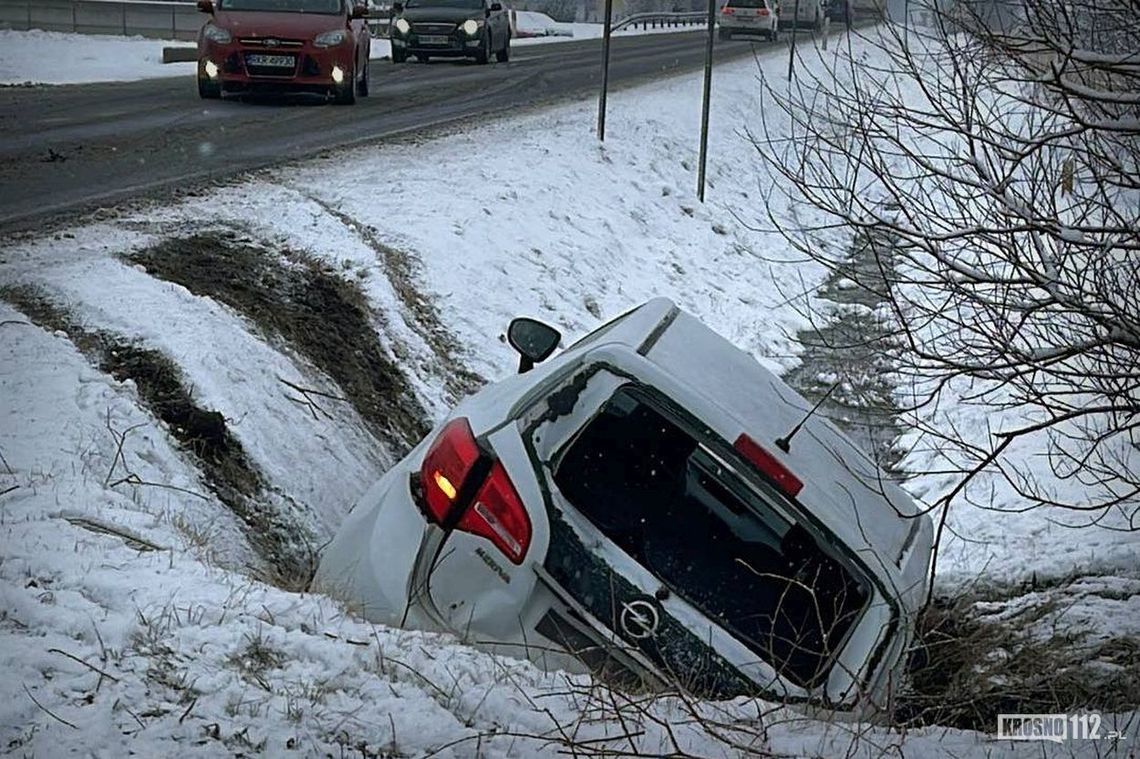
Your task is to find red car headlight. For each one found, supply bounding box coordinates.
[203,24,232,44]
[314,30,348,47]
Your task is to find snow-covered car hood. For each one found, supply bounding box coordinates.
[644,310,924,562]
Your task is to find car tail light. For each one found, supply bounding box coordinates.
[420,417,532,564]
[757,8,769,14]
[421,418,482,522]
[457,461,531,564]
[722,6,736,13]
[734,433,804,498]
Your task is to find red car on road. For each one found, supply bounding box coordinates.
[196,0,371,104]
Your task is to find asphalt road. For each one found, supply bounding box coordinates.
[0,32,769,233]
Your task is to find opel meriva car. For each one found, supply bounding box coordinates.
[315,299,933,715]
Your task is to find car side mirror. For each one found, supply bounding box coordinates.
[351,3,368,17]
[197,0,215,13]
[507,317,561,373]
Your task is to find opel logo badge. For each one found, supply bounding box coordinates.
[264,38,280,47]
[619,599,660,640]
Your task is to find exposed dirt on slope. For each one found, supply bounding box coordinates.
[1,285,317,587]
[899,577,1140,731]
[127,231,432,455]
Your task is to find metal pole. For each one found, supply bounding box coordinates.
[596,0,614,141]
[696,0,715,202]
[786,0,798,80]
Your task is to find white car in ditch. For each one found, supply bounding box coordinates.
[315,298,934,715]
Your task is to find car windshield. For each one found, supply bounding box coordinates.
[218,0,343,12]
[725,0,768,7]
[405,0,483,8]
[553,386,869,688]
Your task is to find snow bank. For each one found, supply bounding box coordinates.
[0,29,194,85]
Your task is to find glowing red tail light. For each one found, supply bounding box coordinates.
[420,418,532,564]
[734,433,804,498]
[421,418,482,523]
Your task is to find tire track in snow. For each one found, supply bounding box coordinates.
[301,194,485,406]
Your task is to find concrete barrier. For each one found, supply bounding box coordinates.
[0,0,203,41]
[162,45,197,62]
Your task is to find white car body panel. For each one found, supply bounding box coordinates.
[315,298,934,717]
[314,453,434,628]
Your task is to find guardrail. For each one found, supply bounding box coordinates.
[0,0,204,39]
[611,10,708,32]
[0,0,393,40]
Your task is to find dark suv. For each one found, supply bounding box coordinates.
[389,0,510,64]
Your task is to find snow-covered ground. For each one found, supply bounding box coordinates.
[0,20,697,86]
[1,24,1136,757]
[0,29,196,85]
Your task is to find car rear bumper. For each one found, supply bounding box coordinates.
[721,23,774,34]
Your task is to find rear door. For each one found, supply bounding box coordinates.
[523,364,872,701]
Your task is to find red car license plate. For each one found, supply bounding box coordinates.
[246,54,295,67]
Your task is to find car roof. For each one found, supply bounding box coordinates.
[585,298,923,581]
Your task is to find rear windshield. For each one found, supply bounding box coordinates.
[724,0,768,8]
[218,0,343,12]
[553,386,868,688]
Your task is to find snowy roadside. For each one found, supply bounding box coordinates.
[2,306,1131,755]
[1,24,1137,757]
[0,29,196,85]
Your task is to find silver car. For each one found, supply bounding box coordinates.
[718,0,780,40]
[315,298,933,715]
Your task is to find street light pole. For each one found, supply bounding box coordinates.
[696,0,716,202]
[787,0,799,80]
[597,0,615,140]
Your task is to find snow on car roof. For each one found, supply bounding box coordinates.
[618,299,922,580]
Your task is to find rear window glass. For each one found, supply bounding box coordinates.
[724,0,768,8]
[553,386,868,688]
